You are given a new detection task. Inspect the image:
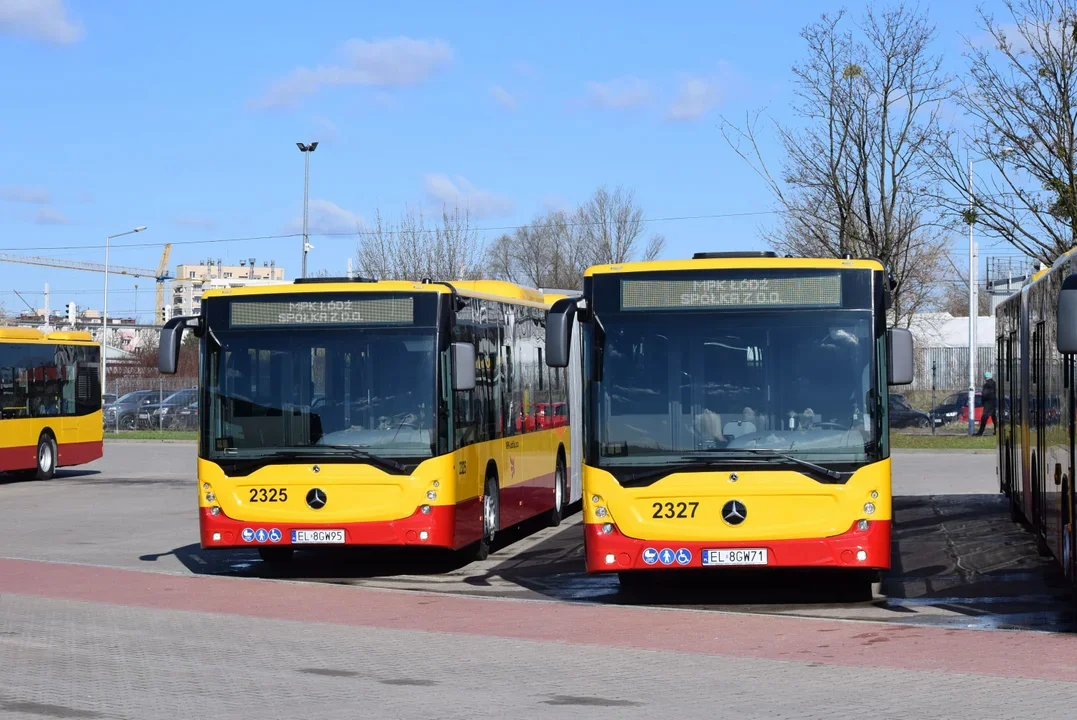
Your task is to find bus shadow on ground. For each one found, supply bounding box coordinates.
[494,494,1077,631]
[0,469,99,485]
[140,507,579,582]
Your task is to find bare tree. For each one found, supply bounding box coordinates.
[721,5,952,325]
[355,206,484,281]
[932,0,1077,265]
[577,186,665,265]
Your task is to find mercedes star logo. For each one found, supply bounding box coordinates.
[722,500,747,526]
[306,488,327,510]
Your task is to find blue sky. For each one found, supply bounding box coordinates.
[1,0,1013,322]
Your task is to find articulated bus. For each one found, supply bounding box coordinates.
[996,253,1077,584]
[158,277,581,562]
[0,328,103,479]
[545,252,914,588]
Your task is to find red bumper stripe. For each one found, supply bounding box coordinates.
[584,521,891,573]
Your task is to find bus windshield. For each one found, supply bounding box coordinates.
[204,328,437,461]
[592,310,881,467]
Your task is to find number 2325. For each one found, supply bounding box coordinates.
[652,501,699,519]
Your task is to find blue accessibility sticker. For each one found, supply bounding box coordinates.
[642,547,659,565]
[254,528,269,543]
[241,528,255,543]
[658,548,676,566]
[675,548,692,566]
[268,528,282,543]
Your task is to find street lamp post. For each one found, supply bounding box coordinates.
[102,226,147,394]
[296,141,319,278]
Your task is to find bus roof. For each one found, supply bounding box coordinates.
[584,256,885,277]
[0,328,97,344]
[201,278,552,306]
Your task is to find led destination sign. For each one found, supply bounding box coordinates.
[230,297,415,327]
[621,274,842,311]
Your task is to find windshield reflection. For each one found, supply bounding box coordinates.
[593,311,880,465]
[205,329,437,460]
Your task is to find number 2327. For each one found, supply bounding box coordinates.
[652,501,699,519]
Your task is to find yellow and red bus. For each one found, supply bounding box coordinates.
[545,252,913,588]
[0,328,103,479]
[158,277,580,562]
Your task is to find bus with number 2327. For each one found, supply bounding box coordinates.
[544,251,913,590]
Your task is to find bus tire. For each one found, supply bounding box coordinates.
[258,547,294,564]
[34,433,57,481]
[475,473,499,561]
[548,450,568,527]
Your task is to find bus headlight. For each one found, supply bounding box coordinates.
[591,495,601,504]
[595,506,608,519]
[856,550,868,562]
[205,492,216,503]
[202,483,210,490]
[432,480,440,488]
[870,490,879,499]
[421,505,431,514]
[602,523,614,534]
[605,553,616,565]
[857,519,869,531]
[209,506,221,516]
[427,490,437,500]
[863,502,876,515]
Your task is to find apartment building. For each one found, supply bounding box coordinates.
[171,258,285,317]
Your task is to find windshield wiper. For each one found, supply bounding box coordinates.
[615,457,772,488]
[687,449,851,483]
[252,446,410,475]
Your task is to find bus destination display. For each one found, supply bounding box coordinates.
[231,297,414,327]
[621,274,842,311]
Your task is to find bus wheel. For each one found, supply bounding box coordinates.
[548,453,568,527]
[35,434,57,481]
[258,547,294,564]
[475,474,499,561]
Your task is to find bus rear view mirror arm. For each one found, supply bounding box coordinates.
[1057,274,1077,354]
[546,297,580,368]
[158,316,200,374]
[887,327,914,386]
[451,342,476,391]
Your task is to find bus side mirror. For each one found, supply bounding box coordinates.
[887,327,914,385]
[1058,274,1077,353]
[451,342,475,391]
[546,297,578,368]
[159,316,198,374]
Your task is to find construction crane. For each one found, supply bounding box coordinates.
[0,244,173,325]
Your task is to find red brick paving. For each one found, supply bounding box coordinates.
[2,557,1075,681]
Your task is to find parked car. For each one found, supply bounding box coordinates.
[102,393,118,406]
[138,388,198,429]
[889,394,936,428]
[169,400,198,430]
[103,389,169,430]
[931,392,981,425]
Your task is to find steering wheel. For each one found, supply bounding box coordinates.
[809,422,848,430]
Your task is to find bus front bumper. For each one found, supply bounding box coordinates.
[197,505,460,550]
[583,520,891,573]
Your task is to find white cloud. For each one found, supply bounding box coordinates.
[491,84,517,112]
[0,184,50,203]
[667,78,721,122]
[34,206,69,225]
[585,76,652,110]
[252,37,453,109]
[0,0,82,45]
[289,199,364,235]
[423,174,513,218]
[173,217,216,230]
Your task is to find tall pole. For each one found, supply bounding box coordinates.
[101,226,147,396]
[102,234,110,391]
[302,149,310,279]
[968,157,976,436]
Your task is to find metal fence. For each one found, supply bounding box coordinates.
[103,371,198,435]
[912,346,995,393]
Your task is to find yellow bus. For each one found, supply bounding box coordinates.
[158,277,580,562]
[0,328,103,479]
[544,251,913,588]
